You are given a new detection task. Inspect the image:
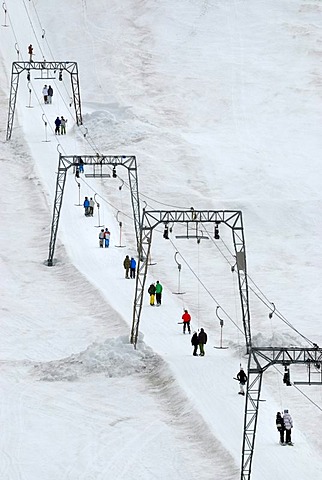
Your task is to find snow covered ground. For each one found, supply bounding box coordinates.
[1,0,322,478]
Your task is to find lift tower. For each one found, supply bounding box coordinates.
[130,209,251,350]
[6,61,82,140]
[47,155,140,266]
[241,345,322,480]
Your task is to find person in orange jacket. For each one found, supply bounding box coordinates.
[182,309,191,334]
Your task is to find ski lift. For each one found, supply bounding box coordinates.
[2,2,9,27]
[115,211,126,247]
[74,176,82,206]
[26,82,33,108]
[214,221,220,240]
[172,252,186,295]
[93,193,104,227]
[283,365,291,386]
[41,113,50,143]
[268,302,276,319]
[213,306,229,349]
[15,43,19,60]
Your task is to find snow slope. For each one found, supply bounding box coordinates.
[1,0,322,478]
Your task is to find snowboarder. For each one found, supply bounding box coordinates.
[83,196,90,216]
[104,228,110,248]
[42,85,48,104]
[54,116,61,134]
[283,409,293,445]
[60,116,67,134]
[155,280,163,306]
[47,85,53,104]
[28,44,33,62]
[276,412,285,445]
[123,255,130,278]
[89,197,94,216]
[191,331,199,356]
[182,309,191,334]
[148,283,156,305]
[98,229,105,248]
[237,367,247,395]
[130,257,136,279]
[198,328,207,356]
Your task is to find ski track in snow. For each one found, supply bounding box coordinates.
[1,0,322,479]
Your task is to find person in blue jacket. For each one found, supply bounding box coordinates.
[130,257,136,279]
[83,196,90,216]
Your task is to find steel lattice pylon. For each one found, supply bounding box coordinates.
[6,61,82,140]
[241,346,322,480]
[47,155,140,266]
[130,209,251,350]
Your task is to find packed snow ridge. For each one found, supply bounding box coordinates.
[33,336,159,382]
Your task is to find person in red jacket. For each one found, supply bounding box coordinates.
[182,309,191,334]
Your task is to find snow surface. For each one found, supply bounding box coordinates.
[1,0,322,478]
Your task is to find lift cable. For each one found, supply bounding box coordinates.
[22,0,46,61]
[168,237,244,335]
[273,364,322,412]
[198,224,316,347]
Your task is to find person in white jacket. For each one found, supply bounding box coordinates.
[42,85,48,104]
[283,409,293,445]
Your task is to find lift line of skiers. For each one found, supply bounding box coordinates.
[29,44,67,135]
[41,83,68,135]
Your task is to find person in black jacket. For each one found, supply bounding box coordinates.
[198,328,207,356]
[148,283,156,306]
[191,332,199,356]
[47,85,53,104]
[237,367,247,395]
[54,116,61,135]
[276,412,285,445]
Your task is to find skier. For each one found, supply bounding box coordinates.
[42,85,48,104]
[198,328,207,356]
[47,85,53,104]
[276,412,285,445]
[155,280,163,306]
[104,228,110,248]
[148,283,156,306]
[60,116,67,134]
[28,44,33,62]
[130,257,136,279]
[83,196,90,216]
[182,309,191,334]
[191,331,199,356]
[98,229,105,248]
[89,197,94,217]
[237,367,247,395]
[54,116,61,134]
[283,409,293,445]
[123,255,130,278]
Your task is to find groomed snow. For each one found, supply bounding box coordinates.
[1,1,322,479]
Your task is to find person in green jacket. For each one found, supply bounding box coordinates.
[155,280,163,306]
